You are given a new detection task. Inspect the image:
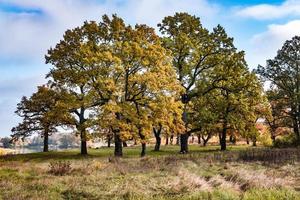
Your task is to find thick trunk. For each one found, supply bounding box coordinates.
[80,130,88,155]
[114,132,123,157]
[292,117,300,144]
[141,143,146,157]
[79,107,88,155]
[154,136,161,151]
[220,123,227,151]
[81,140,87,155]
[43,131,49,152]
[180,93,189,153]
[180,134,189,153]
[197,133,201,144]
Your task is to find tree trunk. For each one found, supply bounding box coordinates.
[246,138,250,145]
[180,94,189,153]
[114,132,122,157]
[165,136,169,145]
[122,141,128,147]
[107,135,111,148]
[154,136,161,151]
[220,123,227,151]
[203,138,208,146]
[201,134,211,147]
[139,128,146,157]
[252,138,257,146]
[229,135,236,144]
[270,127,276,145]
[141,143,146,157]
[170,134,174,145]
[180,133,189,153]
[176,136,180,145]
[43,131,49,152]
[271,135,276,145]
[80,130,88,155]
[191,135,195,143]
[292,116,300,144]
[153,126,162,151]
[79,107,88,155]
[197,133,201,144]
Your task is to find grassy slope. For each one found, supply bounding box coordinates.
[0,145,299,200]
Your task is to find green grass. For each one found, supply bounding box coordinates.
[0,145,299,200]
[0,144,252,163]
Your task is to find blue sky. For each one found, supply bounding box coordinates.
[1,0,300,137]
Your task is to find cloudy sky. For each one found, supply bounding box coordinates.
[1,0,300,137]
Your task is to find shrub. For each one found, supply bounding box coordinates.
[257,133,272,147]
[274,134,299,148]
[48,161,71,176]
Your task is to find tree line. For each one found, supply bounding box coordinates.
[10,13,300,156]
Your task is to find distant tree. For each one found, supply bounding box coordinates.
[0,137,12,148]
[59,134,78,149]
[28,136,43,147]
[11,86,71,152]
[256,36,300,145]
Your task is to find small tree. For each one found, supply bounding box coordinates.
[11,86,70,152]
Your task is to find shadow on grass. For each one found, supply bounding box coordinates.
[0,145,260,163]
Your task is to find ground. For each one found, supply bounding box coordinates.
[0,145,299,200]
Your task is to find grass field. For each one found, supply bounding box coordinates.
[0,145,299,200]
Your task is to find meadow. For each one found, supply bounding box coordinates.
[0,145,299,200]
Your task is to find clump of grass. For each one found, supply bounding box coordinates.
[243,188,300,200]
[48,161,72,176]
[238,148,300,164]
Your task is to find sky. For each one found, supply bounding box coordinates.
[1,0,300,137]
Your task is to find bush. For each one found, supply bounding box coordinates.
[273,134,299,148]
[257,133,272,147]
[48,161,72,176]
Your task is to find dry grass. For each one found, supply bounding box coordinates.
[0,147,300,199]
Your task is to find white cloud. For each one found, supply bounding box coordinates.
[236,0,300,20]
[246,20,300,68]
[0,0,219,62]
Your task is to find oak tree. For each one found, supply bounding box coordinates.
[256,36,300,145]
[11,86,70,152]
